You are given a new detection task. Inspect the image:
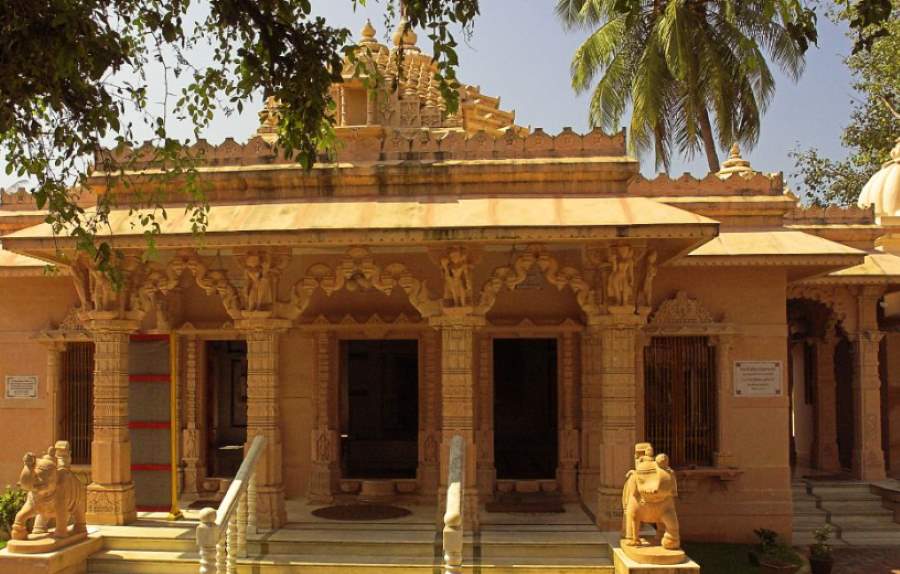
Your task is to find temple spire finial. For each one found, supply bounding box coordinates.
[392,1,419,50]
[716,142,753,177]
[359,19,377,45]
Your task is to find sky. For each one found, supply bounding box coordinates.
[0,1,859,190]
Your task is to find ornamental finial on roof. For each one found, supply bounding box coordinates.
[392,12,419,51]
[858,136,900,219]
[359,19,377,45]
[716,143,753,177]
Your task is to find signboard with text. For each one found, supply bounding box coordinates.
[5,375,39,399]
[733,361,783,397]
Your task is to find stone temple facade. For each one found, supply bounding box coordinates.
[0,20,899,551]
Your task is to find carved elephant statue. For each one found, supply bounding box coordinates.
[621,448,680,550]
[11,442,87,541]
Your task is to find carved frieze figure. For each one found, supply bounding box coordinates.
[621,442,681,555]
[441,246,473,307]
[10,442,86,548]
[639,249,658,308]
[607,245,635,306]
[243,252,282,312]
[88,266,117,312]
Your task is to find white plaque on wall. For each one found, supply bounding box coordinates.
[733,361,783,397]
[5,375,39,399]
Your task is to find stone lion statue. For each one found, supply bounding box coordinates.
[621,442,680,550]
[11,442,86,541]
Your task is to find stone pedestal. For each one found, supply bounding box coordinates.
[851,287,887,481]
[0,536,103,574]
[582,310,645,530]
[238,317,290,530]
[814,335,841,473]
[431,309,484,531]
[84,319,139,525]
[613,548,699,574]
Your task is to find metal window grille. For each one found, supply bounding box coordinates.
[60,342,95,465]
[644,336,717,467]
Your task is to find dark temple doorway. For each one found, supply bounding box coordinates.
[341,339,419,478]
[206,340,248,477]
[493,338,559,479]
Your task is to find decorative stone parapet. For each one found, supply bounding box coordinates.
[784,204,876,226]
[94,126,627,172]
[628,171,783,197]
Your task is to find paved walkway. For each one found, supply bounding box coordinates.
[833,547,900,573]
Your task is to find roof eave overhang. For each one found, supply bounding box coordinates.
[3,221,719,262]
[673,254,868,281]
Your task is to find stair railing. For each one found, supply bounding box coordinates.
[443,434,465,574]
[196,435,266,574]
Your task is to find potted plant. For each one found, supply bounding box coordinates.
[750,528,803,573]
[809,525,835,574]
[749,528,778,566]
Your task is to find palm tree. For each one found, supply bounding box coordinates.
[557,0,816,172]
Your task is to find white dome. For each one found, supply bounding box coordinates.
[859,138,900,218]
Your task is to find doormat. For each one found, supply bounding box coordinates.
[485,500,565,513]
[312,504,412,521]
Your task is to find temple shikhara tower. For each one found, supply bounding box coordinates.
[0,16,899,573]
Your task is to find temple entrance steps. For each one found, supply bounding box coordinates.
[86,506,616,573]
[792,480,900,546]
[87,518,441,573]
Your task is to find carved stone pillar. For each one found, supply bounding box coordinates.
[237,317,290,530]
[309,331,338,504]
[713,334,737,468]
[430,310,484,530]
[475,334,495,498]
[813,334,841,473]
[886,333,900,478]
[850,287,887,480]
[181,335,204,497]
[45,341,66,443]
[581,310,645,530]
[558,331,579,499]
[85,318,139,525]
[418,329,441,496]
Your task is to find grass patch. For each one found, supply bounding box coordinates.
[683,542,759,574]
[0,539,5,551]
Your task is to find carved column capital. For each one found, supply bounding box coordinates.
[234,317,292,334]
[82,317,141,334]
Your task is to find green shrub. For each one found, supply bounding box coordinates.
[0,485,27,539]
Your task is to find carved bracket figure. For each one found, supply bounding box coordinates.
[440,246,473,308]
[8,442,87,554]
[480,245,596,315]
[286,247,440,321]
[620,442,687,565]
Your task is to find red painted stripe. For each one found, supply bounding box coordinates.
[131,334,170,341]
[136,505,171,512]
[131,464,171,472]
[128,421,170,430]
[129,374,170,383]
